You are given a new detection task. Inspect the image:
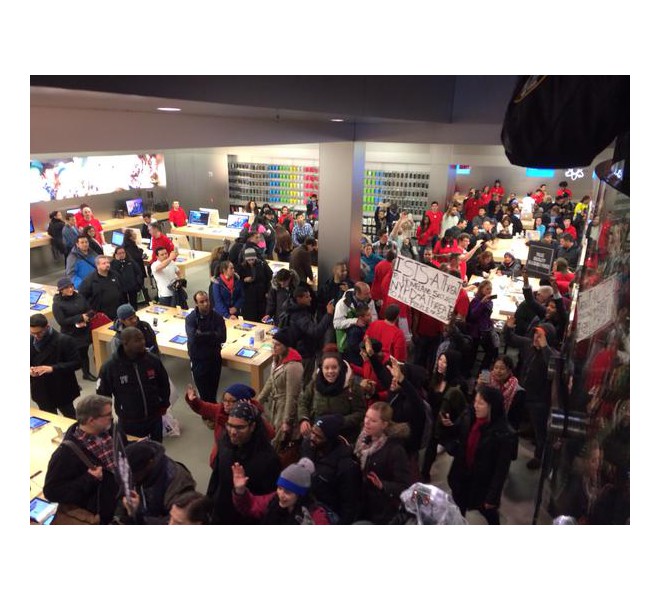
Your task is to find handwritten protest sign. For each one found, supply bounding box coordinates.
[525,242,556,278]
[387,255,463,323]
[576,276,618,342]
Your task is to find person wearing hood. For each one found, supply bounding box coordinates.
[186,383,274,467]
[504,318,559,470]
[109,303,159,357]
[47,210,66,261]
[443,385,517,524]
[207,400,281,524]
[119,440,197,524]
[256,328,304,446]
[30,313,81,418]
[283,286,335,386]
[263,268,299,325]
[298,352,366,444]
[300,414,362,524]
[354,401,412,524]
[52,276,95,381]
[236,246,273,322]
[317,261,354,317]
[496,251,522,277]
[97,327,170,442]
[231,458,329,524]
[360,242,384,284]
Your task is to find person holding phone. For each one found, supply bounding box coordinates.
[442,385,516,524]
[465,279,499,373]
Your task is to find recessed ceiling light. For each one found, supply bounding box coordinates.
[157,107,181,112]
[330,118,345,122]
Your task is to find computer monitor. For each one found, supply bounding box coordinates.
[167,233,191,250]
[111,230,125,246]
[198,207,220,226]
[30,216,35,233]
[189,210,210,226]
[125,198,143,217]
[226,213,250,229]
[30,289,43,305]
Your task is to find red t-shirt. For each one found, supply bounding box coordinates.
[74,214,104,245]
[168,207,187,227]
[371,260,393,302]
[556,187,572,197]
[454,288,470,318]
[464,197,481,223]
[150,233,175,263]
[416,225,434,248]
[425,209,443,236]
[366,320,407,362]
[491,185,505,197]
[553,271,575,295]
[532,191,545,205]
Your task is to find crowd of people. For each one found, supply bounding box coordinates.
[33,182,597,525]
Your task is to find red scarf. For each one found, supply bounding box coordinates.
[493,374,519,413]
[466,418,488,469]
[221,273,235,294]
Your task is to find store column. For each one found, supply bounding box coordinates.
[317,142,366,284]
[428,145,455,209]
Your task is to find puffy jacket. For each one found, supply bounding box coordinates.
[111,257,143,293]
[52,291,91,349]
[212,275,245,319]
[97,345,170,422]
[283,299,333,359]
[65,247,99,289]
[298,365,366,443]
[265,271,299,324]
[78,270,124,320]
[30,329,81,407]
[257,348,304,431]
[301,437,362,524]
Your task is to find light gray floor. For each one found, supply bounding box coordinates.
[32,249,550,524]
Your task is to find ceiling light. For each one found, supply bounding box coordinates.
[330,118,345,122]
[157,107,181,112]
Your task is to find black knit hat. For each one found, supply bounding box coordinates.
[313,414,344,441]
[272,327,294,348]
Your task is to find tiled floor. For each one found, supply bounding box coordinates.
[32,253,550,524]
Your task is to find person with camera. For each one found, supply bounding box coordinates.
[152,246,180,306]
[465,279,499,373]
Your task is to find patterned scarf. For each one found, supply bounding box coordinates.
[354,428,388,471]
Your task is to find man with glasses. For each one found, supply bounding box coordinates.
[207,401,280,524]
[43,394,122,524]
[30,313,80,418]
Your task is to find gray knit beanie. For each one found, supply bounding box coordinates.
[277,458,315,496]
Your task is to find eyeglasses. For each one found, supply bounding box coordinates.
[226,422,249,431]
[97,412,113,419]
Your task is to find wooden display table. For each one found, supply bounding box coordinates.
[30,232,51,249]
[489,236,532,264]
[91,305,275,390]
[30,282,58,321]
[467,274,540,322]
[148,248,211,279]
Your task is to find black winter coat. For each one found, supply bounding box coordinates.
[52,292,91,349]
[358,428,411,524]
[447,409,516,510]
[208,425,280,524]
[237,258,273,322]
[283,300,333,359]
[97,345,170,422]
[30,330,81,407]
[301,437,362,524]
[78,270,124,320]
[111,257,143,293]
[123,241,148,279]
[185,307,226,362]
[43,422,122,524]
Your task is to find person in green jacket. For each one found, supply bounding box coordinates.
[298,352,366,444]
